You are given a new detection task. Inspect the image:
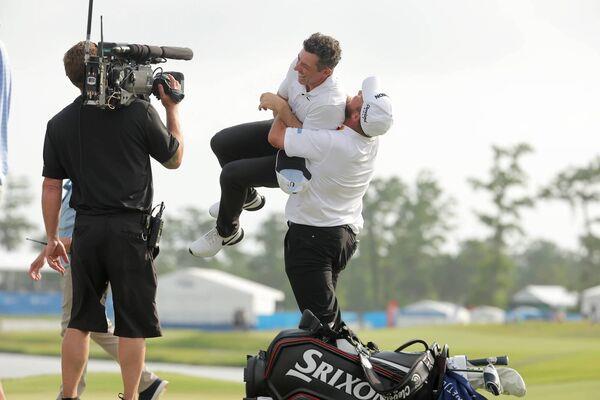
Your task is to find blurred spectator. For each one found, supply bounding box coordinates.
[591,305,600,324]
[0,40,11,205]
[0,39,10,398]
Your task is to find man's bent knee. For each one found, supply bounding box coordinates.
[220,162,246,187]
[65,327,90,336]
[210,128,230,157]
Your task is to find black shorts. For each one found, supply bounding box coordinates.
[68,213,161,338]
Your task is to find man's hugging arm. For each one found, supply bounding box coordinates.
[268,116,287,150]
[259,92,302,128]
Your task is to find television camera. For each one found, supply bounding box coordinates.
[82,0,193,109]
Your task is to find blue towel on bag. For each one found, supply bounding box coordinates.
[438,371,487,400]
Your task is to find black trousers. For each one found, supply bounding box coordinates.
[210,120,278,237]
[68,213,161,338]
[284,223,358,330]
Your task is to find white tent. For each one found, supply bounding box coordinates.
[470,306,506,324]
[156,267,285,328]
[581,285,600,317]
[0,250,38,272]
[512,285,578,309]
[398,300,470,326]
[0,250,29,288]
[0,249,61,292]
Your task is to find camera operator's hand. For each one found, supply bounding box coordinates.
[159,74,184,169]
[259,92,287,114]
[44,238,68,276]
[158,74,181,109]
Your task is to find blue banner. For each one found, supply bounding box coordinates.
[0,291,62,315]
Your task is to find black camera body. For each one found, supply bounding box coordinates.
[84,42,191,109]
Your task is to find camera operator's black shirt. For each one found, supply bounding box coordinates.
[42,96,179,215]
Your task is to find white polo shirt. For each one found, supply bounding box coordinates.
[277,59,346,129]
[283,126,379,233]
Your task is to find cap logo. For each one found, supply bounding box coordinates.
[362,104,370,123]
[374,93,387,99]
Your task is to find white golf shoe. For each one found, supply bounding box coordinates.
[209,192,266,218]
[189,227,244,257]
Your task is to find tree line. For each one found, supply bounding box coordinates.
[1,143,599,310]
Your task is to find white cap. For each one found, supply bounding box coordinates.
[275,150,312,194]
[360,76,393,137]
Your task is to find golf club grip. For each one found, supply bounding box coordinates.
[469,356,509,366]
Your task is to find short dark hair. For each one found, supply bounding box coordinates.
[64,41,97,89]
[303,33,341,71]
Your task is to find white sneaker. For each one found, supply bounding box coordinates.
[209,193,266,218]
[189,227,244,257]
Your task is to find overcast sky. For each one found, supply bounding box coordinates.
[1,0,599,253]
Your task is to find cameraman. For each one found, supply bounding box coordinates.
[42,42,183,400]
[267,77,393,331]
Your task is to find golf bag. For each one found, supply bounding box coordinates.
[244,310,448,400]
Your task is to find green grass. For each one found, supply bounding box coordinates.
[3,372,599,399]
[0,328,274,366]
[367,322,600,385]
[1,321,600,398]
[1,372,243,400]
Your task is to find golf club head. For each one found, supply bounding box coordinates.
[483,364,503,396]
[497,367,527,397]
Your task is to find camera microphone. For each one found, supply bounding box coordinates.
[159,46,194,60]
[111,44,193,61]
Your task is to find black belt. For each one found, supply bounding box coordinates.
[287,221,354,232]
[77,211,150,228]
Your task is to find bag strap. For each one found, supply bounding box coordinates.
[394,339,429,353]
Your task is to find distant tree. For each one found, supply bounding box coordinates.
[347,176,408,309]
[469,143,534,249]
[540,156,600,288]
[450,240,495,305]
[158,206,220,273]
[341,173,454,310]
[468,143,534,306]
[435,252,470,304]
[388,171,455,304]
[245,213,295,308]
[515,240,581,289]
[0,176,35,251]
[337,177,408,311]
